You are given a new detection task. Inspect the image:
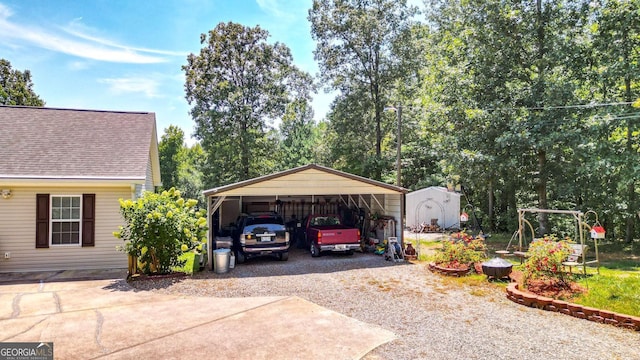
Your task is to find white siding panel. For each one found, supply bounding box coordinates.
[0,186,130,273]
[144,155,153,192]
[406,187,461,229]
[384,194,402,238]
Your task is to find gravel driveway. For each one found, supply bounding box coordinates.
[129,249,640,360]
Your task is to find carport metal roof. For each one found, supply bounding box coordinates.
[202,164,408,197]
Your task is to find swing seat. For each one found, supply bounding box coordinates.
[562,244,592,273]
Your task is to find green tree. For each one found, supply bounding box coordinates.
[324,89,382,176]
[158,125,185,190]
[276,99,317,170]
[114,188,207,275]
[0,59,45,106]
[158,126,207,206]
[176,143,206,206]
[423,0,593,234]
[309,0,417,181]
[183,22,309,185]
[592,0,640,242]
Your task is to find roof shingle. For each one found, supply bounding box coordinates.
[0,105,156,179]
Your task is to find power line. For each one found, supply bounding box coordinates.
[396,101,636,114]
[482,101,635,112]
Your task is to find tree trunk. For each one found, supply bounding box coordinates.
[371,73,382,181]
[537,150,549,236]
[625,74,635,242]
[487,176,495,232]
[240,120,249,180]
[508,184,517,230]
[375,102,382,180]
[534,0,548,237]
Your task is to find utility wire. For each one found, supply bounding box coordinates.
[398,101,635,112]
[481,101,635,112]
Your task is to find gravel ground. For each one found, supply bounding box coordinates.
[129,248,640,360]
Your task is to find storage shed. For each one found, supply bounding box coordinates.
[405,186,461,231]
[202,164,407,268]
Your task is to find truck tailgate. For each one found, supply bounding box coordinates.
[316,227,360,245]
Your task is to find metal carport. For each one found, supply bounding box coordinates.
[202,164,408,269]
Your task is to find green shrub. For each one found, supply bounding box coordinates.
[434,232,488,268]
[522,235,573,286]
[114,188,207,275]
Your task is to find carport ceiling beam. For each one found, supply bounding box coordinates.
[371,194,385,212]
[358,195,372,212]
[339,195,359,209]
[209,196,226,214]
[339,195,349,207]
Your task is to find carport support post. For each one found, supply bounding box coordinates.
[206,195,226,271]
[208,195,213,271]
[396,104,402,188]
[401,192,405,255]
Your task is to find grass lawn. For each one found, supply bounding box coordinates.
[172,252,200,275]
[573,267,640,316]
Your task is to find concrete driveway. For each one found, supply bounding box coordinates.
[0,271,394,359]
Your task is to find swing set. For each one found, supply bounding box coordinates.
[497,208,603,274]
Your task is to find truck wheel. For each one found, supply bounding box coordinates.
[279,252,289,261]
[236,249,246,264]
[310,244,321,257]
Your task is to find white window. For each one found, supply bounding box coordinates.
[50,195,82,246]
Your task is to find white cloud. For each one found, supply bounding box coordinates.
[62,20,188,57]
[0,3,12,18]
[0,4,180,64]
[98,77,161,98]
[256,0,295,20]
[67,60,90,71]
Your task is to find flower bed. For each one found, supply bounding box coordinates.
[506,282,640,331]
[428,262,474,277]
[430,232,488,277]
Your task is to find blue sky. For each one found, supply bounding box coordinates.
[0,0,333,144]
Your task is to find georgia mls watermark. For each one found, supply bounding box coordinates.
[0,342,53,360]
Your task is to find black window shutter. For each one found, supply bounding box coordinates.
[36,194,49,248]
[82,194,95,247]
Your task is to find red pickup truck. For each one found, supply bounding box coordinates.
[304,214,361,257]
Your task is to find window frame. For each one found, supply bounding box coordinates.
[49,195,83,247]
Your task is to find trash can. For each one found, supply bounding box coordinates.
[213,248,231,274]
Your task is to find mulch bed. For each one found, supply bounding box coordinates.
[508,270,585,299]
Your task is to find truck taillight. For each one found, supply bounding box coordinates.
[240,234,246,244]
[285,232,290,243]
[358,230,361,237]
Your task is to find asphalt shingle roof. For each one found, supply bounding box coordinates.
[0,106,156,179]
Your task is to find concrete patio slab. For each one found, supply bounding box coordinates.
[0,277,395,359]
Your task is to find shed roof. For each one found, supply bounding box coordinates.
[0,105,160,184]
[203,164,407,197]
[407,186,461,198]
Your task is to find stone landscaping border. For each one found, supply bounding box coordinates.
[428,263,473,277]
[506,282,640,331]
